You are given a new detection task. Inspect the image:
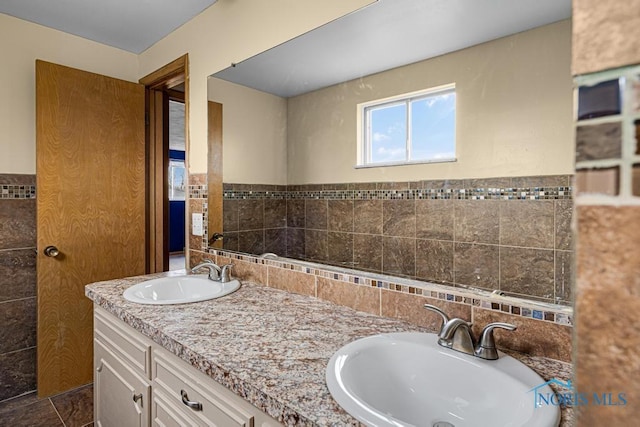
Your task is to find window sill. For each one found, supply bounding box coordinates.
[354,158,457,169]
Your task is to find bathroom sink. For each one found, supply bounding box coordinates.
[326,332,560,427]
[123,275,241,305]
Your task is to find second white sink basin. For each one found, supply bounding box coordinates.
[326,332,560,427]
[123,275,240,305]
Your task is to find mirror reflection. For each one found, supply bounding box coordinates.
[207,0,573,307]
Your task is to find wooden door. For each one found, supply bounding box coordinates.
[36,60,146,397]
[207,101,223,249]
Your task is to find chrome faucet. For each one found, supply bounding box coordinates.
[191,261,221,281]
[474,322,517,360]
[219,263,234,283]
[424,304,516,360]
[191,261,235,283]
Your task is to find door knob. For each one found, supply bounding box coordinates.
[209,232,223,244]
[44,246,60,258]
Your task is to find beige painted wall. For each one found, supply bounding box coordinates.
[287,20,573,184]
[138,0,374,175]
[207,78,287,184]
[0,13,139,175]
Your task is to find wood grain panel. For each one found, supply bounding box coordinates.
[147,90,169,272]
[208,102,223,250]
[139,55,187,90]
[36,60,145,397]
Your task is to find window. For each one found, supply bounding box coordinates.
[168,159,186,201]
[358,84,456,167]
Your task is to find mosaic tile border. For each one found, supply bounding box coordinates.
[188,184,208,199]
[221,176,573,201]
[0,185,36,199]
[224,187,572,201]
[209,249,573,326]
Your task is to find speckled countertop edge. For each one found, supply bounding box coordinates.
[85,273,573,427]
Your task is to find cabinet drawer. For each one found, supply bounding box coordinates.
[153,349,254,427]
[152,388,200,427]
[94,306,151,378]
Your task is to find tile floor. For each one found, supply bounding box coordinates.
[169,253,186,271]
[0,384,93,427]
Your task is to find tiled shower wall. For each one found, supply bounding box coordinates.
[0,174,37,402]
[222,175,573,304]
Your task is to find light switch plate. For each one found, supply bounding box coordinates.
[192,213,203,236]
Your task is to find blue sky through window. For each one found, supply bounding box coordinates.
[370,103,406,163]
[365,88,455,165]
[411,93,456,161]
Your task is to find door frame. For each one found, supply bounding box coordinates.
[139,54,189,273]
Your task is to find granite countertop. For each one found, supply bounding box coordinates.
[85,272,573,426]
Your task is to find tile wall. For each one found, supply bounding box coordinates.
[197,249,573,362]
[221,176,574,304]
[0,174,37,402]
[187,173,573,362]
[573,64,640,424]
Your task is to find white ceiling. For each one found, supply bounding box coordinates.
[213,0,572,98]
[0,0,218,53]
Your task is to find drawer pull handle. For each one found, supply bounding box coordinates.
[133,393,143,405]
[181,390,202,411]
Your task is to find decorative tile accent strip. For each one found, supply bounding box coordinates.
[0,185,36,199]
[209,248,573,326]
[223,177,572,201]
[188,184,208,199]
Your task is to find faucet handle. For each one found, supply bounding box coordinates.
[191,262,221,281]
[475,322,517,360]
[220,263,234,283]
[423,304,450,332]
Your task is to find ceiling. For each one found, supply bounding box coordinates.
[0,0,218,53]
[0,0,571,93]
[214,0,572,98]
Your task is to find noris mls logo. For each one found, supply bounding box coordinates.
[529,378,627,408]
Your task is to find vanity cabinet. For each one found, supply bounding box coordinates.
[93,306,282,427]
[94,308,152,427]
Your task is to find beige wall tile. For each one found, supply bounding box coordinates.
[266,266,315,296]
[215,256,266,284]
[381,290,471,332]
[188,250,210,269]
[573,0,640,75]
[188,173,207,186]
[575,206,640,425]
[317,277,380,315]
[188,199,204,251]
[472,308,571,362]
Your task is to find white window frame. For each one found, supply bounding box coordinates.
[168,159,186,201]
[356,83,457,168]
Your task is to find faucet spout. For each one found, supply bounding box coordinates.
[424,306,516,360]
[438,319,475,355]
[191,261,222,281]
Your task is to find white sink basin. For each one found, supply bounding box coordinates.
[326,332,560,427]
[123,275,241,305]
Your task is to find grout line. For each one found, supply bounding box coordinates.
[0,246,37,253]
[48,398,66,427]
[0,345,36,357]
[0,295,37,305]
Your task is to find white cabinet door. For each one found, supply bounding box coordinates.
[95,340,151,427]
